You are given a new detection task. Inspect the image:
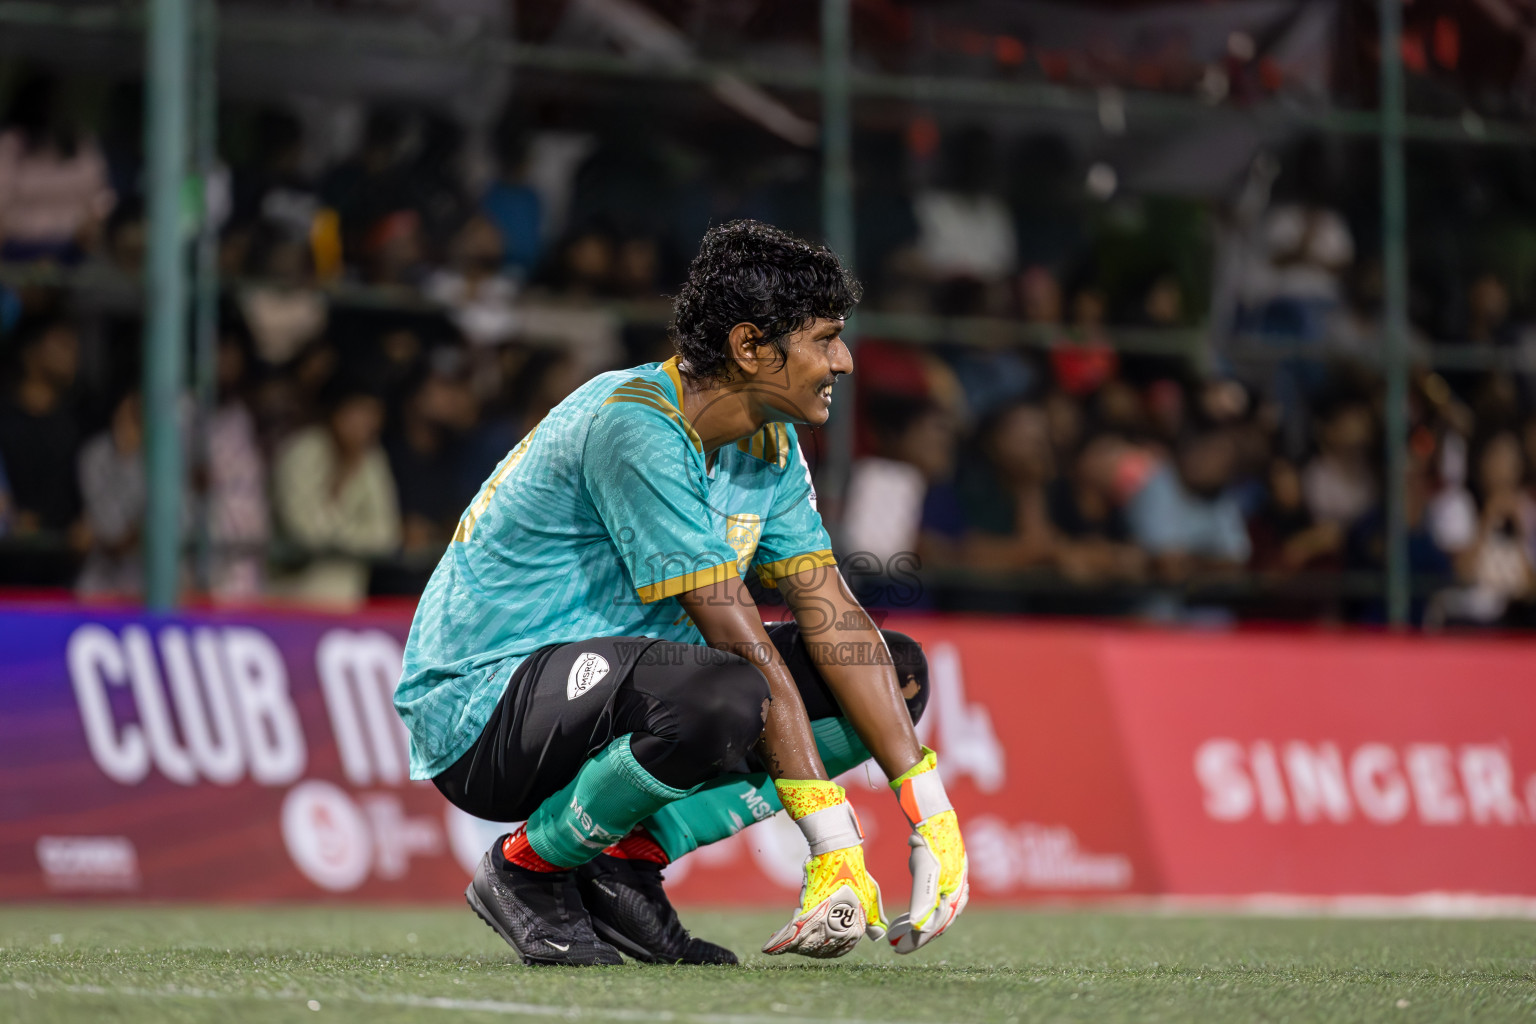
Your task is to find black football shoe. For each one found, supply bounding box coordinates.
[576,853,738,965]
[465,843,623,966]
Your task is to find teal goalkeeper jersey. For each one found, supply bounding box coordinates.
[396,357,836,779]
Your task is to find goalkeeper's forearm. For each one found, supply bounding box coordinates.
[780,570,922,780]
[677,578,827,781]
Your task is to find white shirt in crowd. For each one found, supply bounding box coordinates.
[913,190,1018,281]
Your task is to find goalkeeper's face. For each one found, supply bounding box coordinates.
[761,317,853,427]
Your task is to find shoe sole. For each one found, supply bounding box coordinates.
[465,878,614,967]
[590,917,664,963]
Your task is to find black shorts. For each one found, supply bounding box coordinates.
[432,622,928,822]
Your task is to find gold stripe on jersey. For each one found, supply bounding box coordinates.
[736,421,790,469]
[662,356,686,402]
[635,559,737,604]
[603,388,703,453]
[612,380,669,399]
[755,548,837,588]
[454,424,539,543]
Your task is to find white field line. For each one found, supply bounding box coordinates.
[0,980,955,1024]
[1036,892,1536,919]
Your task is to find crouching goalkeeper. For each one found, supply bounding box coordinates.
[395,221,968,966]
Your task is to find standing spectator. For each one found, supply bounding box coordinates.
[1240,198,1354,344]
[0,75,116,262]
[480,116,543,279]
[320,107,414,261]
[914,127,1017,314]
[0,316,82,537]
[228,108,319,248]
[270,382,400,607]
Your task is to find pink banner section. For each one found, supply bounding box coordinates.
[2,608,1533,904]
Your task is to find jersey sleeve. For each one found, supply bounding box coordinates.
[752,423,837,588]
[583,397,740,604]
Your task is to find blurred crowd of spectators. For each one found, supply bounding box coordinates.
[5,68,1536,627]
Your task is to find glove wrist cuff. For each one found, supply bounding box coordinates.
[775,779,863,855]
[890,747,952,827]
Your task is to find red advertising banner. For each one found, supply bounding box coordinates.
[2,608,1533,904]
[1102,632,1536,897]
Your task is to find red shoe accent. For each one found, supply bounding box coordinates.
[501,827,561,872]
[601,829,670,865]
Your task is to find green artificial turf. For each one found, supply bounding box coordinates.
[1,905,1533,1023]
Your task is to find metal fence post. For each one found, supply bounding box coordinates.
[821,0,856,537]
[1379,0,1410,627]
[192,0,219,594]
[143,0,192,610]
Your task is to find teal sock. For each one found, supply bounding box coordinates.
[642,717,874,861]
[524,734,691,868]
[643,773,778,862]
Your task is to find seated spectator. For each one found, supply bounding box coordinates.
[1248,457,1343,572]
[425,215,518,348]
[270,381,400,607]
[205,334,268,600]
[956,403,1058,569]
[1348,446,1454,626]
[0,451,12,537]
[844,398,961,571]
[237,224,328,366]
[1093,378,1148,439]
[1302,398,1378,529]
[1428,431,1536,625]
[76,391,148,596]
[1042,388,1084,469]
[1087,430,1251,580]
[550,229,617,298]
[360,209,429,290]
[387,358,480,555]
[1050,284,1118,397]
[611,235,661,301]
[1048,444,1147,585]
[0,316,83,538]
[0,74,116,263]
[1465,272,1516,348]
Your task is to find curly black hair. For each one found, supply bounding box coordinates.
[670,220,861,385]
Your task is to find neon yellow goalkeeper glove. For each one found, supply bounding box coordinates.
[887,747,969,953]
[762,778,887,959]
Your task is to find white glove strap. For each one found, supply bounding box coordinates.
[900,769,953,827]
[794,801,863,856]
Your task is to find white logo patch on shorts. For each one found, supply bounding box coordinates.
[567,652,611,701]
